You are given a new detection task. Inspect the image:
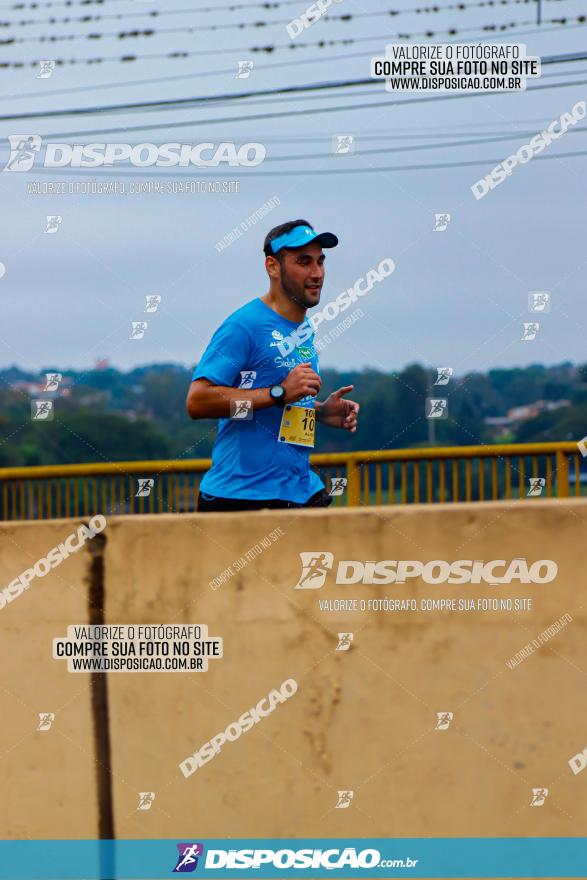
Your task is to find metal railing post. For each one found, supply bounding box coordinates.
[345,457,361,507]
[556,450,570,497]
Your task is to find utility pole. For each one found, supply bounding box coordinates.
[427,372,436,446]
[537,0,542,26]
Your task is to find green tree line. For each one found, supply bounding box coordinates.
[1,360,586,468]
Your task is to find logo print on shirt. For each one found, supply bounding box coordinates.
[269,329,285,347]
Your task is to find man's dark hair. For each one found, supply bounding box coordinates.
[263,218,313,262]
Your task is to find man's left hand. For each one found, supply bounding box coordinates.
[316,385,360,432]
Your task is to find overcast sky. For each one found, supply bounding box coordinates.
[1,0,586,377]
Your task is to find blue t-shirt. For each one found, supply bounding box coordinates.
[192,297,324,502]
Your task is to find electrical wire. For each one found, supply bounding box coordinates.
[1,15,585,68]
[21,148,587,178]
[0,0,568,27]
[2,44,585,104]
[2,51,585,123]
[5,75,586,141]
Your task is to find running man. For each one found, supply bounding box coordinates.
[186,218,360,512]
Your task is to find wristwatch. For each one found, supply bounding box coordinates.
[269,384,287,408]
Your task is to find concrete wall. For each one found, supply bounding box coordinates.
[1,499,586,850]
[0,520,100,839]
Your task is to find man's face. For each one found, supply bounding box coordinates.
[273,241,325,309]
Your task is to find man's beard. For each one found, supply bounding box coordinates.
[280,266,318,309]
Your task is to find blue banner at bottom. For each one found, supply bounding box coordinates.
[0,838,584,879]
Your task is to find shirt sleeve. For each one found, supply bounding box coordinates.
[192,319,253,387]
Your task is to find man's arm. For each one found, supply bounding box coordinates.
[315,385,359,432]
[186,364,322,420]
[186,379,273,420]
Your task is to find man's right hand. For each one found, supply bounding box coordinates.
[282,362,321,403]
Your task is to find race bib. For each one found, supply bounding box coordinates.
[278,405,315,447]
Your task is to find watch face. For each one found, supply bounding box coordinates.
[271,385,284,398]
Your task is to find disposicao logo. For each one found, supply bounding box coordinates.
[294,554,557,588]
[204,847,383,870]
[173,843,204,873]
[3,137,266,171]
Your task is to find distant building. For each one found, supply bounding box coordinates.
[507,399,570,421]
[11,375,72,396]
[11,380,44,396]
[484,399,570,439]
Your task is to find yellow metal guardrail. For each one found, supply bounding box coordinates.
[0,442,583,520]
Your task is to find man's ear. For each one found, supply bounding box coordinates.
[265,254,280,279]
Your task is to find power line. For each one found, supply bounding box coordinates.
[0,49,430,100]
[0,32,357,67]
[6,123,585,162]
[1,16,356,37]
[3,107,582,144]
[0,12,528,44]
[2,49,585,122]
[9,75,587,141]
[121,66,587,113]
[1,15,585,68]
[258,125,587,163]
[0,0,567,27]
[10,122,586,146]
[0,0,302,12]
[114,65,587,114]
[2,43,584,104]
[0,78,397,120]
[23,148,587,177]
[0,113,574,140]
[1,8,579,44]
